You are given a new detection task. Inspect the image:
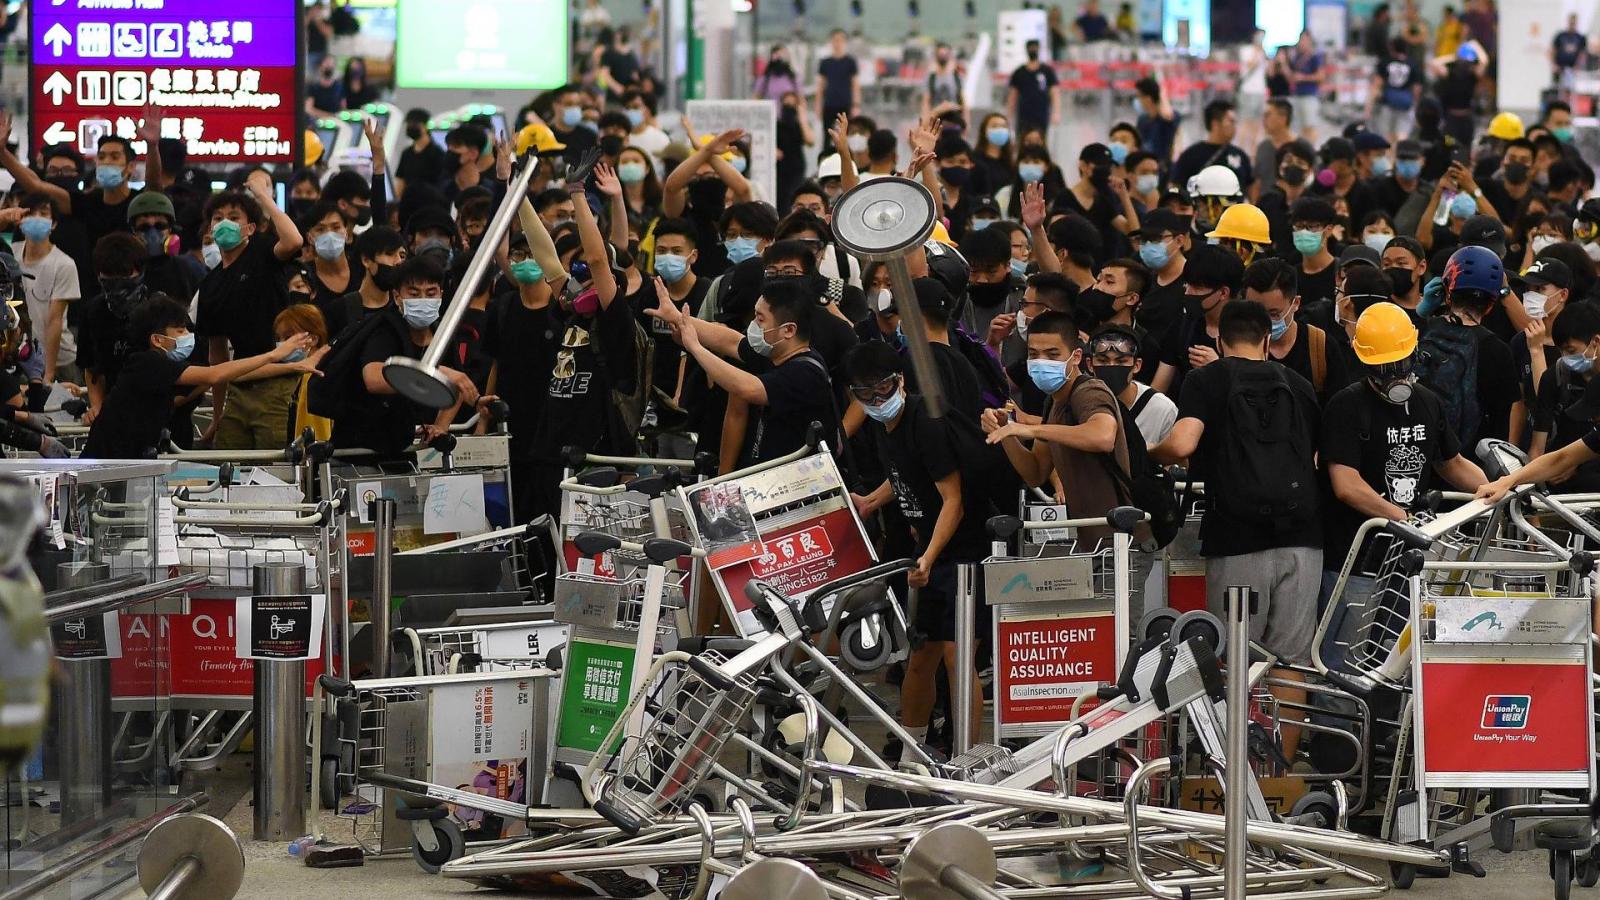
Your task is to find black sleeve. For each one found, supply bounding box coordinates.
[1477,336,1520,440]
[1320,389,1361,466]
[358,317,403,369]
[760,353,829,414]
[370,172,388,232]
[916,410,961,483]
[1533,368,1560,430]
[597,295,636,383]
[1176,363,1211,421]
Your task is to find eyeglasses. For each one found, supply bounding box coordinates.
[509,249,531,262]
[847,374,901,404]
[764,264,807,277]
[44,167,78,178]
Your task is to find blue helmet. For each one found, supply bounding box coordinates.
[1443,244,1504,300]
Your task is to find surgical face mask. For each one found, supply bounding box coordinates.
[163,332,195,362]
[18,216,50,243]
[282,347,307,364]
[1385,266,1416,296]
[1555,126,1575,143]
[1010,258,1029,279]
[1371,156,1393,177]
[401,297,442,329]
[891,321,907,348]
[618,161,648,184]
[847,134,868,156]
[1562,352,1594,373]
[313,231,345,262]
[1027,358,1070,394]
[1363,232,1394,253]
[862,391,905,423]
[1523,290,1550,319]
[1095,363,1133,394]
[940,165,972,187]
[1449,193,1478,219]
[202,243,222,269]
[211,219,244,251]
[416,236,453,267]
[1135,173,1160,195]
[724,236,760,264]
[1293,229,1325,255]
[746,319,787,357]
[371,262,400,292]
[625,108,645,128]
[970,218,995,231]
[94,164,125,190]
[986,127,1011,147]
[729,155,748,174]
[1395,158,1422,180]
[1138,240,1169,270]
[1269,314,1291,340]
[1109,142,1130,165]
[1018,162,1047,184]
[561,106,583,128]
[655,253,689,284]
[509,259,544,284]
[1015,310,1030,337]
[1531,234,1559,254]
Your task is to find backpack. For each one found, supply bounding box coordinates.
[949,325,1013,411]
[1306,323,1328,395]
[1414,319,1481,449]
[1108,389,1183,549]
[306,308,408,420]
[589,311,654,454]
[1212,361,1318,529]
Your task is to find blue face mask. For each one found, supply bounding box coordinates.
[401,297,442,329]
[1562,353,1594,373]
[1449,193,1478,219]
[970,218,995,231]
[1395,158,1422,180]
[1109,142,1130,165]
[164,332,195,362]
[986,127,1011,147]
[1010,258,1029,279]
[1371,156,1392,177]
[625,108,645,128]
[282,347,307,364]
[746,319,783,357]
[729,155,748,174]
[314,231,345,262]
[618,162,648,184]
[1135,173,1160,195]
[1138,240,1169,270]
[655,253,689,284]
[892,321,907,348]
[95,164,125,190]
[863,391,905,423]
[724,236,760,263]
[561,106,583,128]
[1269,316,1290,340]
[18,216,51,242]
[1027,359,1070,394]
[1018,162,1047,184]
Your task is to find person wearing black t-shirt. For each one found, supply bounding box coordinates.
[845,342,991,760]
[1531,300,1600,461]
[648,219,710,405]
[1152,244,1241,398]
[815,30,861,129]
[1243,256,1339,400]
[193,183,304,449]
[302,201,359,309]
[1170,99,1254,193]
[396,108,447,197]
[326,227,406,339]
[662,129,753,280]
[84,295,314,459]
[546,85,598,166]
[1006,40,1059,135]
[483,237,560,523]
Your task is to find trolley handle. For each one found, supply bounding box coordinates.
[686,654,738,692]
[592,797,644,836]
[317,675,355,698]
[798,558,917,634]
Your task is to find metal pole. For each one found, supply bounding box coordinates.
[253,562,307,841]
[953,562,977,757]
[383,148,545,408]
[1224,585,1252,900]
[885,258,946,418]
[369,497,397,679]
[0,793,207,900]
[144,856,202,900]
[57,560,111,826]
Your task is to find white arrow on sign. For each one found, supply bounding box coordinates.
[41,71,70,104]
[43,122,73,144]
[42,23,71,56]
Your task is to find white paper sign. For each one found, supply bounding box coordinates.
[685,99,777,209]
[423,474,490,536]
[157,496,178,566]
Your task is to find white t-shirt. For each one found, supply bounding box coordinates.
[630,125,671,164]
[1129,383,1177,448]
[1240,44,1268,97]
[13,241,81,368]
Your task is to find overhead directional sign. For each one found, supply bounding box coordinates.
[29,0,302,164]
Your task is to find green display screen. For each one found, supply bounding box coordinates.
[396,0,570,91]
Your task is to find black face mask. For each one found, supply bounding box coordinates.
[353,205,373,228]
[1385,266,1415,296]
[940,165,972,188]
[288,289,313,305]
[371,262,400,293]
[287,197,316,220]
[1094,364,1134,395]
[1503,162,1530,185]
[1026,48,1040,61]
[405,124,424,141]
[1281,164,1308,185]
[599,134,625,157]
[967,280,1010,309]
[1077,288,1118,324]
[99,276,145,317]
[1090,164,1112,186]
[46,175,80,193]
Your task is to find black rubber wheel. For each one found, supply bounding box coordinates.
[1290,791,1338,830]
[1578,855,1599,889]
[1557,850,1574,900]
[1138,607,1180,644]
[1172,610,1227,657]
[411,819,465,874]
[1492,815,1516,853]
[320,758,339,810]
[1391,862,1416,890]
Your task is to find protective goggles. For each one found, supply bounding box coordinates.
[847,374,901,404]
[1089,333,1139,357]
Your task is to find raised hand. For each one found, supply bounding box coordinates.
[564,146,603,188]
[137,104,165,145]
[830,112,851,157]
[593,162,622,197]
[1020,181,1047,230]
[707,128,747,155]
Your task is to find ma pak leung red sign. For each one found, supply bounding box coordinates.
[30,0,301,163]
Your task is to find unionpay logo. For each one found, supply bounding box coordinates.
[1481,695,1531,729]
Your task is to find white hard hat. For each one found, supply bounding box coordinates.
[818,153,843,180]
[1187,164,1242,200]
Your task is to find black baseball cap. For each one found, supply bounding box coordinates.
[1139,208,1190,239]
[913,276,952,314]
[1353,131,1391,152]
[1522,257,1573,291]
[1338,244,1382,272]
[1395,139,1424,159]
[1080,143,1115,166]
[1460,215,1507,248]
[1320,137,1356,163]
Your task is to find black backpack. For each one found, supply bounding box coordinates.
[1105,389,1183,549]
[587,311,654,455]
[949,325,1013,411]
[1414,318,1481,449]
[1212,361,1318,528]
[306,308,407,420]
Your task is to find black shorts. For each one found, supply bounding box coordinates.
[910,559,989,644]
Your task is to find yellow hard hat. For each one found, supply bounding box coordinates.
[516,123,567,157]
[928,220,952,245]
[1206,203,1271,245]
[303,129,323,167]
[1487,112,1525,141]
[1352,302,1419,365]
[694,134,737,161]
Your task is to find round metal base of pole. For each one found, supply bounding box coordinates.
[382,356,458,409]
[900,822,998,900]
[137,814,244,900]
[721,858,827,900]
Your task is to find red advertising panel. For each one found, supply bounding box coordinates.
[995,614,1117,725]
[1420,660,1590,773]
[713,508,875,612]
[30,1,300,163]
[111,599,323,701]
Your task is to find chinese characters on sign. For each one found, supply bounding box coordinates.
[31,1,299,163]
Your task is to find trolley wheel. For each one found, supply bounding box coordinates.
[1492,815,1516,853]
[1290,791,1338,830]
[1137,608,1180,645]
[1391,862,1416,890]
[1171,610,1227,657]
[319,759,339,810]
[1556,849,1575,900]
[411,818,465,874]
[1578,855,1599,888]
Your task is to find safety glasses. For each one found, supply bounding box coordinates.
[847,374,900,404]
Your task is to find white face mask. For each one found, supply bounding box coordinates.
[1531,234,1559,254]
[1523,290,1548,319]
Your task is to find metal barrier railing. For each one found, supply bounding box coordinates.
[0,794,209,900]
